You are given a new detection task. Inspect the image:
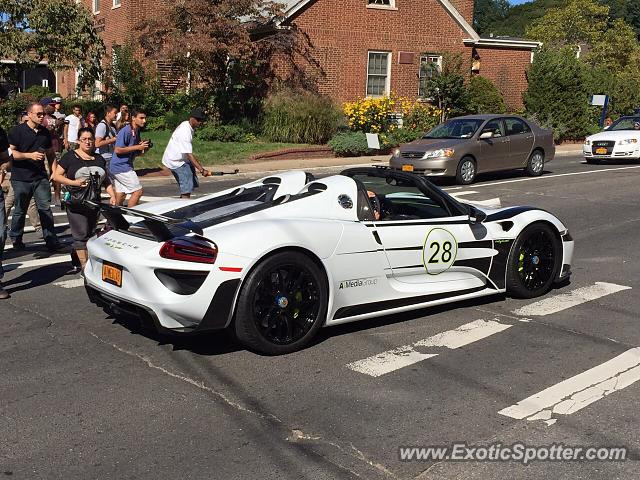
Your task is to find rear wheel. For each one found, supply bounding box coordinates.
[506,223,561,299]
[455,157,476,185]
[234,252,328,355]
[525,150,545,176]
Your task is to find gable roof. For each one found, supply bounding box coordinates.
[281,0,540,50]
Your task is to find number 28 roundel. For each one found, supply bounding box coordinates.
[422,228,458,275]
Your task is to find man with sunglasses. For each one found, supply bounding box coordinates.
[7,102,60,252]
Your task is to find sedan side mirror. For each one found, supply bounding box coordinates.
[468,205,487,224]
[479,131,494,140]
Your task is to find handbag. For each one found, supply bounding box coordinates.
[62,171,102,209]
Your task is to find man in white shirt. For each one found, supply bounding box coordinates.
[162,108,210,198]
[63,105,85,151]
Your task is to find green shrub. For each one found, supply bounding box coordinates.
[388,128,424,146]
[467,76,506,114]
[163,110,190,131]
[145,115,169,131]
[403,102,441,132]
[329,132,374,156]
[25,85,57,102]
[262,89,343,144]
[195,123,252,142]
[524,47,593,140]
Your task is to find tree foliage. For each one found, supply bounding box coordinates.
[136,0,318,122]
[473,0,509,35]
[467,76,506,114]
[524,47,592,139]
[526,0,610,47]
[0,0,105,90]
[421,53,470,121]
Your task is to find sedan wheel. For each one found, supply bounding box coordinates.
[234,252,327,355]
[456,157,476,185]
[506,223,561,299]
[526,150,544,176]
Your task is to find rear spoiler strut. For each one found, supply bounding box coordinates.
[88,201,205,242]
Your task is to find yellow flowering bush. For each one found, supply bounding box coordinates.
[343,94,442,134]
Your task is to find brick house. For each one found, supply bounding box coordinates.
[58,0,538,110]
[278,0,539,109]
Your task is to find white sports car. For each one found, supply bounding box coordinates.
[85,167,574,354]
[583,115,640,163]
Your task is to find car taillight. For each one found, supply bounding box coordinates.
[96,224,113,238]
[159,239,218,264]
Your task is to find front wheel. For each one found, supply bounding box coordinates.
[455,157,476,185]
[234,252,328,355]
[506,223,561,299]
[525,150,545,176]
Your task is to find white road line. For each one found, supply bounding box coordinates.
[448,191,478,197]
[442,164,640,190]
[53,278,85,289]
[499,348,640,422]
[3,255,70,271]
[347,319,512,377]
[513,282,632,317]
[465,198,501,208]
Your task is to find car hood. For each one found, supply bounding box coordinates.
[587,130,640,141]
[400,138,464,151]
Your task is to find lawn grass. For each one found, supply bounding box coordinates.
[134,130,311,169]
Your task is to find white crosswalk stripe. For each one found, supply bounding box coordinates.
[513,282,632,317]
[53,278,85,289]
[347,319,512,377]
[347,282,633,378]
[498,348,640,425]
[3,255,70,271]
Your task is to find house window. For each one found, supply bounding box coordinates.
[368,0,395,6]
[367,51,391,97]
[113,0,121,7]
[418,54,442,97]
[93,0,100,13]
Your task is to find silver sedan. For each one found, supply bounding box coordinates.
[389,114,555,184]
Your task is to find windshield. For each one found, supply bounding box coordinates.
[424,119,484,139]
[609,117,640,131]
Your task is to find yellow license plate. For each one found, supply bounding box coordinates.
[595,147,607,155]
[102,262,123,287]
[402,164,414,172]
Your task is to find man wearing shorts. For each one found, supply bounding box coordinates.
[111,109,149,207]
[162,108,210,198]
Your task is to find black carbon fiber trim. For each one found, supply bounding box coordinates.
[333,285,487,319]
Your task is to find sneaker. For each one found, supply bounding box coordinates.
[12,240,26,251]
[0,285,10,300]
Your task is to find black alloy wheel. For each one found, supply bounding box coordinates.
[234,252,327,354]
[506,223,561,299]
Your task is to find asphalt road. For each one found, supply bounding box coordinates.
[1,153,639,479]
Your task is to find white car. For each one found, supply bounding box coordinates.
[583,116,640,163]
[85,168,574,355]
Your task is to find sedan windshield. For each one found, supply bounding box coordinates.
[609,117,640,131]
[424,119,484,139]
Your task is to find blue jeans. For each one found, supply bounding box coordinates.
[9,178,57,244]
[0,188,5,280]
[171,162,199,195]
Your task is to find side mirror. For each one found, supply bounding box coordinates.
[468,205,487,224]
[479,131,493,140]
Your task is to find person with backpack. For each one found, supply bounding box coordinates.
[95,105,118,172]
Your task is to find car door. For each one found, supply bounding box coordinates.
[478,118,510,172]
[504,117,534,167]
[348,171,495,296]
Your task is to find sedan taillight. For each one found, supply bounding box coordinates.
[159,239,218,264]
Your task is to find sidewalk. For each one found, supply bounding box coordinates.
[139,144,584,181]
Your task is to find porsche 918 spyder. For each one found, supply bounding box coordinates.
[85,167,574,354]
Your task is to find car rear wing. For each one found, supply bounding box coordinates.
[89,201,206,242]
